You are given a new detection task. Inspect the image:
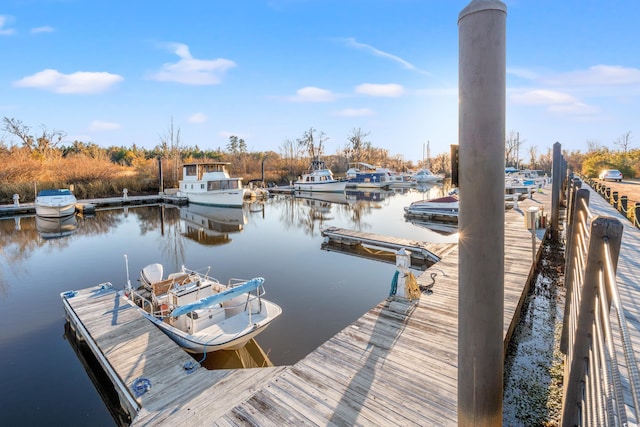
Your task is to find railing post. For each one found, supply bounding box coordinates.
[612,191,618,209]
[635,203,640,229]
[560,188,589,354]
[561,217,624,426]
[620,195,628,217]
[551,142,562,241]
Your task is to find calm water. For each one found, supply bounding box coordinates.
[0,184,456,426]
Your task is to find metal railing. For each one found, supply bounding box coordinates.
[560,179,640,426]
[583,177,640,229]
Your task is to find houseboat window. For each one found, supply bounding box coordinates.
[185,165,197,176]
[207,181,220,191]
[201,184,205,189]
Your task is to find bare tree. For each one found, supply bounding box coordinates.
[2,117,66,156]
[505,131,523,168]
[345,128,371,163]
[528,145,538,169]
[159,117,183,185]
[297,127,329,159]
[614,131,632,153]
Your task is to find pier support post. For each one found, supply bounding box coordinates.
[551,142,562,241]
[458,1,506,425]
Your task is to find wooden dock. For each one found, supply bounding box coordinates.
[64,189,556,425]
[0,194,187,217]
[321,226,457,264]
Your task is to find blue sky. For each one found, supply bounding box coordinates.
[1,0,638,163]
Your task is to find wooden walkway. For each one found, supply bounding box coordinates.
[64,190,554,426]
[580,183,640,416]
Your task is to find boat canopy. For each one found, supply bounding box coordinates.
[170,277,264,317]
[38,189,73,197]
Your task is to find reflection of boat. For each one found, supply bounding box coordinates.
[412,169,444,183]
[35,188,77,217]
[180,204,246,246]
[293,158,347,193]
[408,219,458,236]
[404,195,459,222]
[346,189,394,202]
[122,262,282,353]
[295,191,349,205]
[36,214,78,239]
[178,162,246,207]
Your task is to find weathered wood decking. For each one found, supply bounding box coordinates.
[321,226,457,264]
[64,189,556,425]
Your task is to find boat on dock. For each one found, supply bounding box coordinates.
[121,261,282,353]
[178,162,246,207]
[35,188,77,217]
[293,158,347,193]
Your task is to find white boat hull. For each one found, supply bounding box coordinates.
[179,189,246,207]
[293,181,347,193]
[35,203,77,217]
[35,193,77,218]
[123,292,280,353]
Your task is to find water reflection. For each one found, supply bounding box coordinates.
[180,204,247,246]
[36,214,78,239]
[0,185,458,426]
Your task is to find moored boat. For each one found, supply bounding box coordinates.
[121,260,282,353]
[178,162,246,207]
[412,169,444,183]
[293,158,347,193]
[35,188,77,217]
[345,162,393,189]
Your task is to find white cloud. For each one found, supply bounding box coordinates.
[341,37,430,75]
[31,26,54,34]
[507,68,539,80]
[0,15,16,35]
[149,42,236,85]
[544,65,640,86]
[355,83,404,97]
[89,120,121,131]
[288,86,336,102]
[332,108,375,117]
[13,69,123,94]
[188,112,207,124]
[510,89,578,105]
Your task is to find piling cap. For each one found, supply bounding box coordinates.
[459,0,507,23]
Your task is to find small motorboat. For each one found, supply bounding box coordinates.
[35,188,77,217]
[121,260,282,353]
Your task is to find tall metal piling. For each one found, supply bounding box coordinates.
[458,1,507,425]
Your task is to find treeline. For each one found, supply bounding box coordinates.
[2,116,635,203]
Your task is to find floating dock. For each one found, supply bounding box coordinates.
[0,194,187,217]
[321,226,457,264]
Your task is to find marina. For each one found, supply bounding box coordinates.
[3,176,639,425]
[61,188,553,424]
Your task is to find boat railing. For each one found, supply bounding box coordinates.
[560,178,640,426]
